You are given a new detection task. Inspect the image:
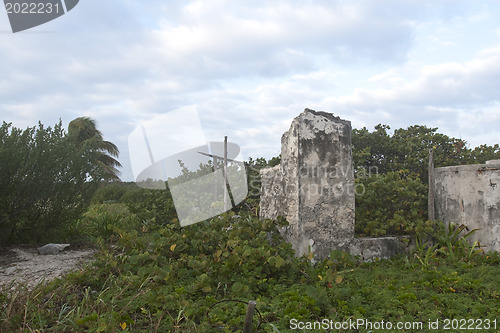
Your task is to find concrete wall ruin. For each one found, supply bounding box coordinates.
[260,108,499,260]
[260,109,405,260]
[260,109,355,258]
[434,160,500,252]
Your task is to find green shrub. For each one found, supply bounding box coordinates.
[0,121,102,245]
[75,203,140,242]
[121,187,177,226]
[355,170,429,237]
[91,183,129,204]
[435,221,484,261]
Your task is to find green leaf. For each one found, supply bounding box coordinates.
[275,255,285,268]
[231,282,244,294]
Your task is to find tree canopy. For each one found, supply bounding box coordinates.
[352,124,500,178]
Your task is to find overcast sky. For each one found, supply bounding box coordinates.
[1,1,499,181]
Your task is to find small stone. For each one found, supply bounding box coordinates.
[37,243,71,255]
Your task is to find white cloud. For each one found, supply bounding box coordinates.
[319,47,500,149]
[1,0,499,181]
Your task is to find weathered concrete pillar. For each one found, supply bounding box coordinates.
[260,109,355,258]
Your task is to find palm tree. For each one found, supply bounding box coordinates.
[68,116,122,181]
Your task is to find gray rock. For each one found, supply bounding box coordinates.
[37,243,71,255]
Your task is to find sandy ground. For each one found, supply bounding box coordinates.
[0,245,97,289]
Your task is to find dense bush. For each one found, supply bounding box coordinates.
[355,171,429,237]
[74,203,141,242]
[91,183,132,204]
[0,121,105,245]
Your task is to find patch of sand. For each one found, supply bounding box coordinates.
[0,246,96,289]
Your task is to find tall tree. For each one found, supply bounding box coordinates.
[68,116,122,181]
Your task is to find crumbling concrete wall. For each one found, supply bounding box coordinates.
[260,109,355,258]
[260,108,409,261]
[434,160,500,252]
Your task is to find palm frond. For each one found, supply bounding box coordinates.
[68,116,121,180]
